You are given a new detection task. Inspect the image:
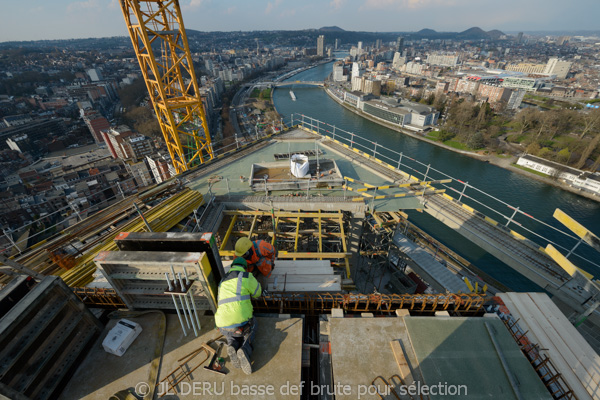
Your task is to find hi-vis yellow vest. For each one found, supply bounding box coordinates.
[214,265,261,328]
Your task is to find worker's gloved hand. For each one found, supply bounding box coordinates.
[262,289,269,297]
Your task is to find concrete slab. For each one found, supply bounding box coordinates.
[60,314,303,400]
[187,135,423,210]
[328,316,423,400]
[404,316,552,400]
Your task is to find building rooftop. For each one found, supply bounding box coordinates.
[59,314,303,400]
[326,313,552,400]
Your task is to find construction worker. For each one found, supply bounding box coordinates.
[234,237,277,287]
[214,257,262,375]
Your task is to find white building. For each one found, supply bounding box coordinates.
[517,155,600,195]
[392,52,406,70]
[543,58,572,79]
[332,63,346,82]
[426,53,459,67]
[351,62,364,79]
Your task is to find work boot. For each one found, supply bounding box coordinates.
[227,345,240,369]
[237,348,252,375]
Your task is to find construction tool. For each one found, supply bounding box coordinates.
[157,336,224,397]
[203,342,227,375]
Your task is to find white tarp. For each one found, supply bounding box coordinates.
[290,154,310,178]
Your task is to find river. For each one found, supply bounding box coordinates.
[272,61,600,291]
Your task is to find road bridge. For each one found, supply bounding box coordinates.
[255,81,325,88]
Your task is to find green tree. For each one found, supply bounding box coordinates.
[557,148,571,163]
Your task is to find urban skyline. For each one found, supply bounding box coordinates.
[2,0,600,43]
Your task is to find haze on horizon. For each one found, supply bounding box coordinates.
[2,0,599,43]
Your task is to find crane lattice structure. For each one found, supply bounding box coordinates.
[120,0,213,174]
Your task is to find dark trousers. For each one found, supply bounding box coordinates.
[218,317,256,358]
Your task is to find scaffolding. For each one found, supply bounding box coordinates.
[218,210,352,278]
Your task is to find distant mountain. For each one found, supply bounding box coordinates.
[319,26,345,32]
[487,29,505,39]
[416,28,438,37]
[456,27,486,38]
[455,27,505,40]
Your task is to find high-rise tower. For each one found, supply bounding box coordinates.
[317,35,325,57]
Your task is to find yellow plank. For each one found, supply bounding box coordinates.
[484,216,498,226]
[219,215,238,251]
[545,244,594,280]
[462,204,475,213]
[554,208,600,253]
[510,230,526,241]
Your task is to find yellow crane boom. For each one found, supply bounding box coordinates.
[119,0,213,173]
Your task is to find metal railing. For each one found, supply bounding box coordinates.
[293,113,600,273]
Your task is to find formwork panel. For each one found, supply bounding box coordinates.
[0,276,102,400]
[94,250,217,312]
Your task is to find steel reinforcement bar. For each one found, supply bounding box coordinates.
[73,288,485,315]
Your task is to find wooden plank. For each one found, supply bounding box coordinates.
[276,260,331,268]
[390,339,414,384]
[271,267,334,275]
[529,293,600,364]
[527,293,600,389]
[268,281,341,292]
[267,274,341,284]
[504,293,594,400]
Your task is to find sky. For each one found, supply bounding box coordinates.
[1,0,600,42]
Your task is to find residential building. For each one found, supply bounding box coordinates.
[332,63,346,82]
[477,84,512,107]
[455,78,480,95]
[127,161,153,187]
[392,52,406,69]
[426,53,459,67]
[435,82,449,95]
[507,90,526,110]
[122,134,154,161]
[351,62,364,79]
[82,111,109,144]
[317,35,325,57]
[363,79,382,96]
[146,154,175,184]
[101,126,135,160]
[396,37,404,53]
[351,76,364,92]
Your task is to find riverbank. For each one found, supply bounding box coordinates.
[323,87,600,204]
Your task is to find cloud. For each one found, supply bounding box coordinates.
[225,6,236,14]
[108,0,119,10]
[362,0,455,10]
[67,0,100,13]
[279,8,297,18]
[330,0,346,10]
[183,0,206,10]
[265,0,282,15]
